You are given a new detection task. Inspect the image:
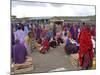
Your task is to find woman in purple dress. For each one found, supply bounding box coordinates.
[12,40,28,64]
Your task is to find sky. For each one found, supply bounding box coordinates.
[12,0,96,18]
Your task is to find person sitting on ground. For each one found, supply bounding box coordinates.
[72,43,79,54]
[49,37,57,48]
[39,37,49,54]
[64,34,73,55]
[35,38,42,52]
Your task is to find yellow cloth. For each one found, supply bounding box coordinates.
[24,36,30,46]
[92,57,96,69]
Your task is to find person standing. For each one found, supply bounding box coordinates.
[78,23,94,70]
[24,32,35,56]
[53,24,56,38]
[24,23,29,36]
[35,25,42,40]
[14,26,26,44]
[12,40,27,64]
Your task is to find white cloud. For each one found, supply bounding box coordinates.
[12,0,95,18]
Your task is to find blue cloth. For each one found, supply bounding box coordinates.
[46,31,53,38]
[70,26,79,40]
[70,26,74,38]
[66,38,70,47]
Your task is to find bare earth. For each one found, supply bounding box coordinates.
[22,44,80,74]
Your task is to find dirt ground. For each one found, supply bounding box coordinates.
[22,44,80,74]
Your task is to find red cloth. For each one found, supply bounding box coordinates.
[40,39,49,53]
[78,28,94,66]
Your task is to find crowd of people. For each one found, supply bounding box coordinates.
[11,21,96,70]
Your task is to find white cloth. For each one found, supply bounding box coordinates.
[71,39,79,46]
